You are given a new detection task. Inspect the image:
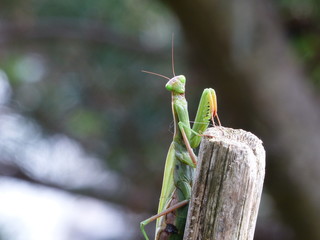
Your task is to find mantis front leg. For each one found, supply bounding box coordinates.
[189,88,219,148]
[176,88,219,151]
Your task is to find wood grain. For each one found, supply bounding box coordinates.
[183,127,265,240]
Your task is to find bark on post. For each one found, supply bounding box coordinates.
[183,127,265,240]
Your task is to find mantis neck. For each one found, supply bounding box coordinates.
[171,92,188,142]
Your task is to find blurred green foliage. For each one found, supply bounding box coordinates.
[0,0,319,205]
[0,0,181,177]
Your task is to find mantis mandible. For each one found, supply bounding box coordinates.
[140,38,220,240]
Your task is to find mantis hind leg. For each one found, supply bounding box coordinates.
[140,200,189,240]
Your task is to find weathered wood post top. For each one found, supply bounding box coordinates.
[184,126,266,240]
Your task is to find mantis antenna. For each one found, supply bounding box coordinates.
[171,33,176,77]
[141,70,170,80]
[142,33,177,80]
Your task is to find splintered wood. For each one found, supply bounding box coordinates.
[183,127,265,240]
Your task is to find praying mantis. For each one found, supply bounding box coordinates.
[140,39,220,240]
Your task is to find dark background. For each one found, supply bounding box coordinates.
[0,0,320,239]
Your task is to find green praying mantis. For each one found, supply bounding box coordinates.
[140,39,220,240]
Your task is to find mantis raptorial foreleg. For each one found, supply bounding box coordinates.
[188,88,219,148]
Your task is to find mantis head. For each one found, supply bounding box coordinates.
[165,75,186,94]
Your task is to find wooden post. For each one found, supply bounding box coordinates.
[183,127,266,240]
